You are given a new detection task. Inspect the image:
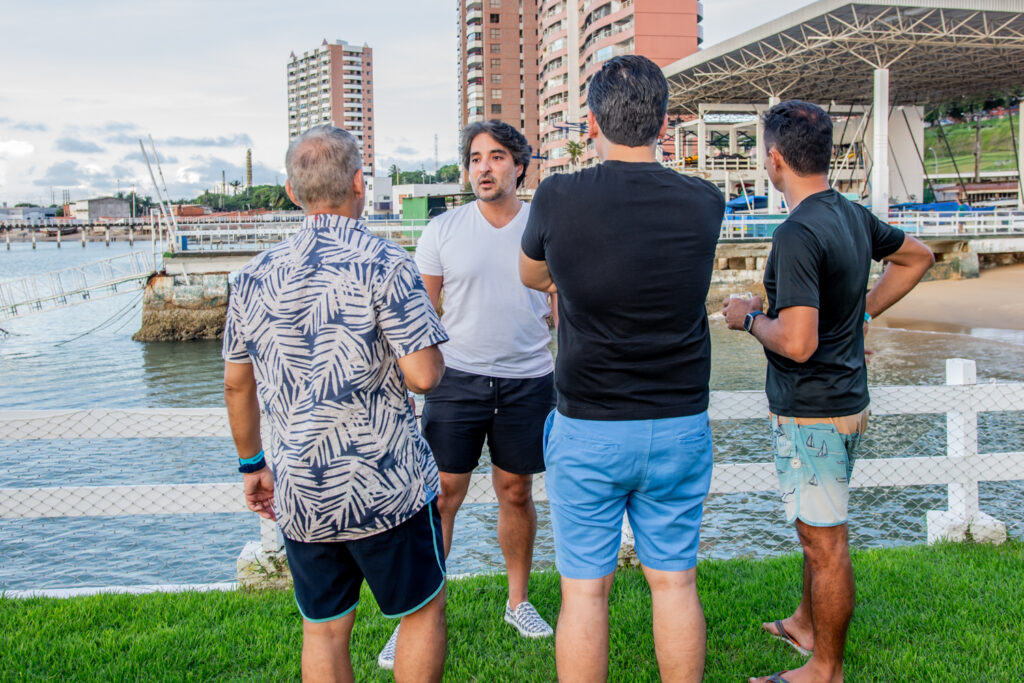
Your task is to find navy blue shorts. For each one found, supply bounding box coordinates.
[421,368,555,475]
[282,501,446,621]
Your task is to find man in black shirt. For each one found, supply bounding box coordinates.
[724,100,933,683]
[521,55,724,683]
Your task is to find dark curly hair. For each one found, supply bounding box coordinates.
[460,120,532,187]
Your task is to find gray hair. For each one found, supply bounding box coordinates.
[285,125,362,210]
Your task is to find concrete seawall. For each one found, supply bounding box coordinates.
[133,273,229,342]
[135,237,1020,341]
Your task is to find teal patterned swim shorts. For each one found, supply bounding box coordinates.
[771,410,869,527]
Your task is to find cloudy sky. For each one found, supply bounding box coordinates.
[0,0,814,206]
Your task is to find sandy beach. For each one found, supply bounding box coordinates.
[877,263,1024,333]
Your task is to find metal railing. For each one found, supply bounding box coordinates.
[2,359,1021,591]
[174,219,428,252]
[0,251,156,320]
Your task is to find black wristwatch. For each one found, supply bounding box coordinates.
[743,311,764,334]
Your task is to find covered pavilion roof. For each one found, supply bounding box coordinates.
[663,1,1024,114]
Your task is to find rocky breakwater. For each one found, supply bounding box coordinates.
[133,272,229,342]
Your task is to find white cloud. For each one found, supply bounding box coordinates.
[0,139,34,158]
[176,166,201,184]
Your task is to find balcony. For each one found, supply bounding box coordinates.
[467,7,483,23]
[467,38,483,51]
[467,53,483,69]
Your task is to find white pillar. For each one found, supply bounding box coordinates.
[1018,105,1023,209]
[755,109,766,196]
[697,117,707,172]
[767,96,782,213]
[871,68,890,220]
[729,128,738,154]
[675,123,684,161]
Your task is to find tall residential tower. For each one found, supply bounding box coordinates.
[288,39,375,174]
[537,0,703,175]
[458,0,542,188]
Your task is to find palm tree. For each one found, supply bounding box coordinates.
[388,164,400,185]
[565,139,585,171]
[228,180,242,196]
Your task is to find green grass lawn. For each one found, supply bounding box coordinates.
[3,542,1023,681]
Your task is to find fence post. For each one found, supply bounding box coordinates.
[926,358,1006,544]
[946,358,978,521]
[260,518,283,552]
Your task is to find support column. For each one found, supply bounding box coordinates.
[766,96,782,213]
[675,123,684,161]
[755,110,766,196]
[1018,103,1023,209]
[697,117,707,172]
[871,68,890,220]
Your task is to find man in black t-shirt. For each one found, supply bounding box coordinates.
[520,55,724,683]
[724,100,933,683]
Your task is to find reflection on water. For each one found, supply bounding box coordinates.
[882,318,1024,346]
[2,242,1024,588]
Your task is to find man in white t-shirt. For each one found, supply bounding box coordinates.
[377,120,555,667]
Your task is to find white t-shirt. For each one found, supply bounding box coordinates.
[415,201,554,378]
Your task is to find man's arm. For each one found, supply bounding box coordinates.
[865,235,934,318]
[519,250,557,293]
[723,297,819,363]
[421,274,443,311]
[397,345,445,394]
[224,361,275,520]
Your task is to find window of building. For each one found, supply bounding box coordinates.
[490,44,501,53]
[491,89,502,99]
[490,13,500,22]
[490,73,502,83]
[490,58,501,69]
[491,104,502,114]
[490,28,501,40]
[490,0,501,6]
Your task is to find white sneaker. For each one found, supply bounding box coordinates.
[377,624,399,670]
[504,601,553,638]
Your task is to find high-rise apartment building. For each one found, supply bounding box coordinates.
[538,0,703,175]
[458,0,542,188]
[287,39,375,174]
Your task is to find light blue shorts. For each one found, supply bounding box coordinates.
[543,410,713,579]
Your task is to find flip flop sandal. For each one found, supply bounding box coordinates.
[764,619,812,656]
[766,672,793,683]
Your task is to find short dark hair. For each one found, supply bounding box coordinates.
[586,55,667,147]
[762,101,833,176]
[460,120,532,187]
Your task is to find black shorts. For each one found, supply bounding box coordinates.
[421,368,555,475]
[282,501,445,621]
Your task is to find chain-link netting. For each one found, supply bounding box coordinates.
[2,364,1022,592]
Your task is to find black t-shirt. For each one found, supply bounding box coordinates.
[763,189,905,417]
[521,161,724,421]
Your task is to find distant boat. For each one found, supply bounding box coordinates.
[44,223,79,237]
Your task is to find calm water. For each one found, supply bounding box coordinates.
[2,241,1023,590]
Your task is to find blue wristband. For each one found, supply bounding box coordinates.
[239,450,266,473]
[864,312,872,324]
